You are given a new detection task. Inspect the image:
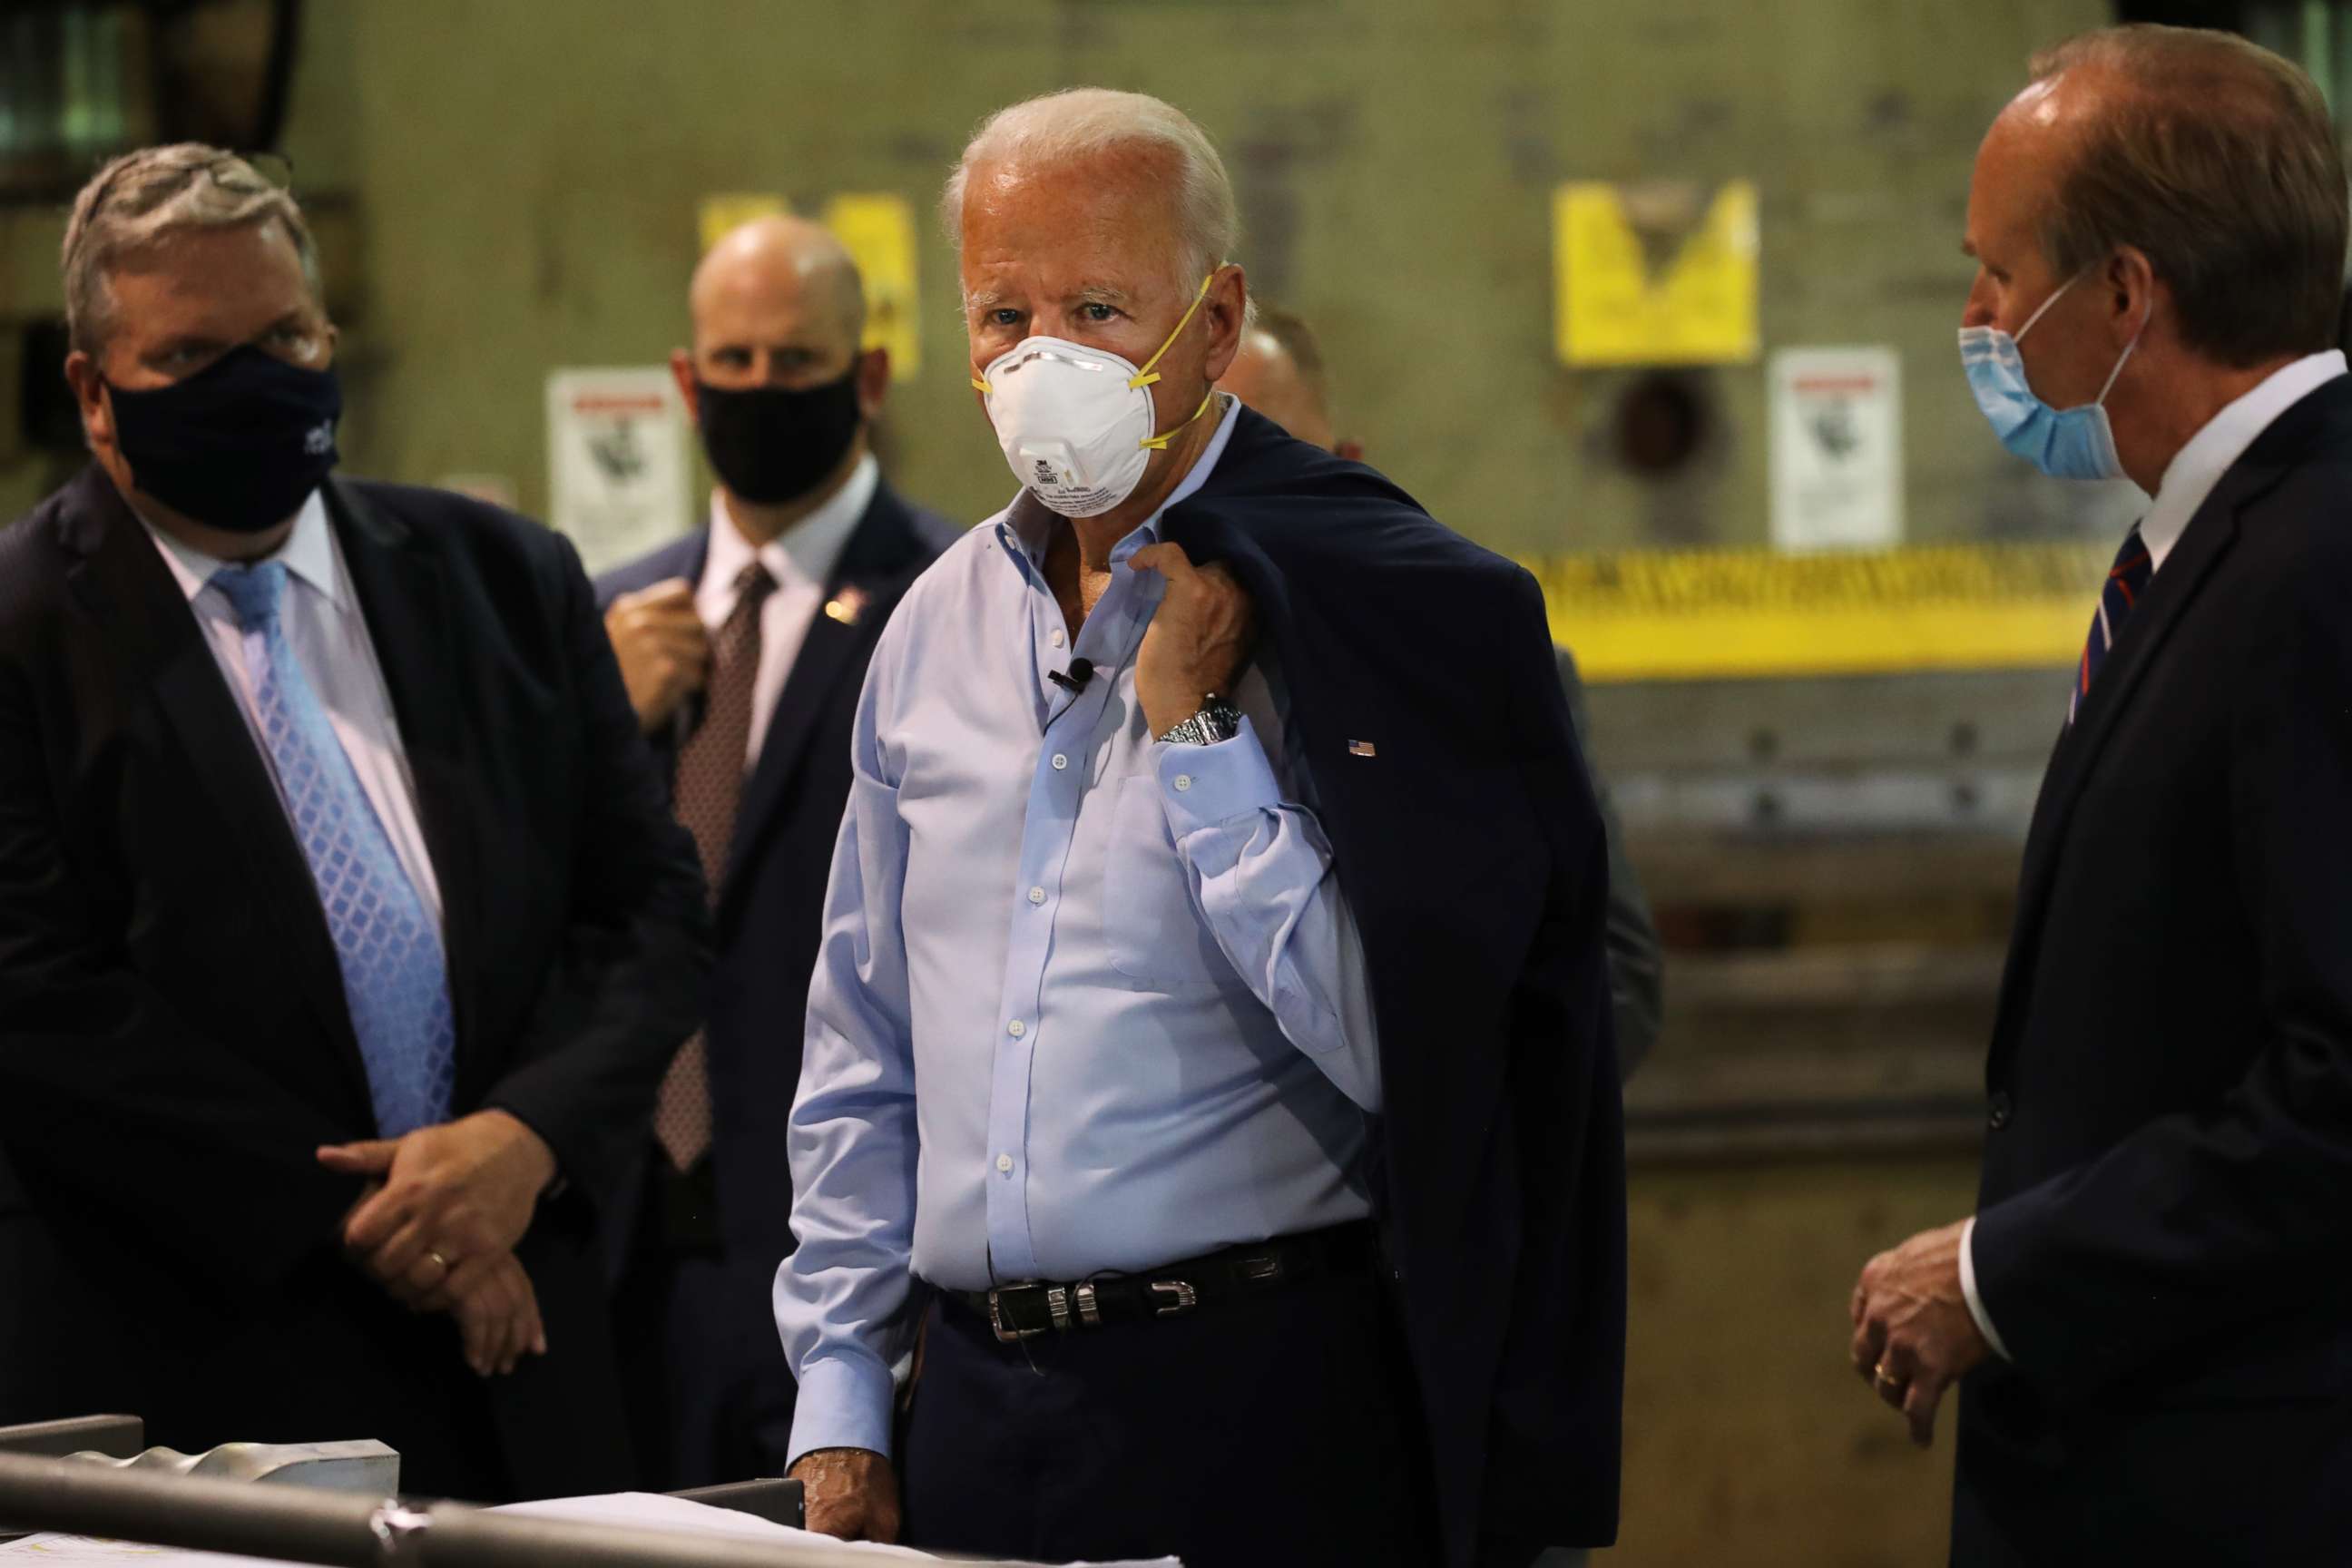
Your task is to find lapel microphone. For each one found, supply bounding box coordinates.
[1046,658,1096,694]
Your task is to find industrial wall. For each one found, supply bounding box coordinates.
[0,4,2127,1563]
[202,0,2117,563]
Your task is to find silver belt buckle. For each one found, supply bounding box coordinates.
[1150,1279,1200,1318]
[987,1285,1050,1343]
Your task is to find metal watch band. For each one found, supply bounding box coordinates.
[1159,694,1242,746]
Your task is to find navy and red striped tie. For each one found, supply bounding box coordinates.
[2071,524,2153,726]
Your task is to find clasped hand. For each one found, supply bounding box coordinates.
[318,1109,558,1377]
[1130,543,1253,738]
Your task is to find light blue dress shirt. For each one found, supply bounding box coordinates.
[775,396,1382,1464]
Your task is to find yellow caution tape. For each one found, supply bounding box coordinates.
[1522,542,2110,682]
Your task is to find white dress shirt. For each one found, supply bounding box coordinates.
[696,453,877,767]
[140,489,444,927]
[1959,347,2349,1361]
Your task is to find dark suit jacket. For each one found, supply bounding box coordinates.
[1554,647,1663,1081]
[1165,407,1626,1563]
[0,466,710,1502]
[1955,377,2352,1563]
[594,479,957,1271]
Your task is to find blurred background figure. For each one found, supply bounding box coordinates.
[1220,302,1664,1082]
[0,143,708,1501]
[595,213,957,1492]
[1220,309,1363,461]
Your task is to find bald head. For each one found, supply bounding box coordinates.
[1221,318,1333,450]
[688,213,867,384]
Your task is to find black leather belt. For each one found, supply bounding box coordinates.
[945,1222,1373,1344]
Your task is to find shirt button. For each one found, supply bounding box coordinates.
[1007,1019,1026,1038]
[1028,887,1046,905]
[1050,630,1066,648]
[1051,753,1068,770]
[1173,774,1193,791]
[995,1153,1014,1174]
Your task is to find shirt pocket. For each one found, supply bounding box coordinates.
[1102,773,1234,987]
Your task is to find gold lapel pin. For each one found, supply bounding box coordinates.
[824,586,869,625]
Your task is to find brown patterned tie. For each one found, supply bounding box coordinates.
[654,560,776,1171]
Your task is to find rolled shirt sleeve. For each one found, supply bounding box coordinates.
[1152,720,1384,1112]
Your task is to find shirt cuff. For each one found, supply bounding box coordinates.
[1153,719,1283,836]
[784,1352,898,1467]
[1959,1216,2013,1362]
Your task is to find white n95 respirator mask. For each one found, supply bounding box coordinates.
[971,272,1218,518]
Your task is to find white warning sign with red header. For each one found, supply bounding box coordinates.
[545,367,693,574]
[1769,346,1904,554]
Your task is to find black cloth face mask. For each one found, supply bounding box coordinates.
[695,361,865,506]
[105,343,342,534]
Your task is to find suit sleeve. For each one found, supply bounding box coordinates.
[1970,534,2352,1387]
[1554,645,1665,1082]
[478,531,711,1201]
[0,650,356,1302]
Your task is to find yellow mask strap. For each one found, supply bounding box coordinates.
[1140,388,1218,452]
[1125,271,1218,392]
[970,375,992,395]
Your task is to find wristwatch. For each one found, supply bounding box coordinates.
[1158,693,1243,746]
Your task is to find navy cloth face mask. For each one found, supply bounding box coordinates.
[695,363,864,506]
[106,343,342,534]
[1957,273,2142,483]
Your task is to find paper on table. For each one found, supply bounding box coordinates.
[0,1536,283,1567]
[1,1494,1180,1568]
[492,1492,932,1558]
[492,1494,1181,1567]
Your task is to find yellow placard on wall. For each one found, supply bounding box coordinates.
[1524,541,2107,682]
[1553,180,1759,367]
[822,192,923,380]
[697,193,790,255]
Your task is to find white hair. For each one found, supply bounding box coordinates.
[942,88,1247,310]
[62,143,321,354]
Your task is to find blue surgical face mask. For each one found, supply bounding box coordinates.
[1957,274,2143,482]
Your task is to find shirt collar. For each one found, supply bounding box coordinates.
[139,488,343,609]
[995,392,1242,568]
[2141,349,2347,572]
[704,452,878,607]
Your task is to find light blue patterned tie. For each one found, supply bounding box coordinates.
[211,561,455,1136]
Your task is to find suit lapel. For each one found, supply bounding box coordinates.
[64,469,372,1104]
[324,480,489,1095]
[1988,449,2290,1072]
[719,494,916,906]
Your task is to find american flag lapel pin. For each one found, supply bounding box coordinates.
[1348,739,1377,759]
[823,585,869,625]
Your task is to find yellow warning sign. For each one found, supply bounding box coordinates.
[697,193,789,255]
[822,192,923,380]
[1524,542,2108,681]
[1553,180,1759,367]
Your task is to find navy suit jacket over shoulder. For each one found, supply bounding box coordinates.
[1165,407,1627,1561]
